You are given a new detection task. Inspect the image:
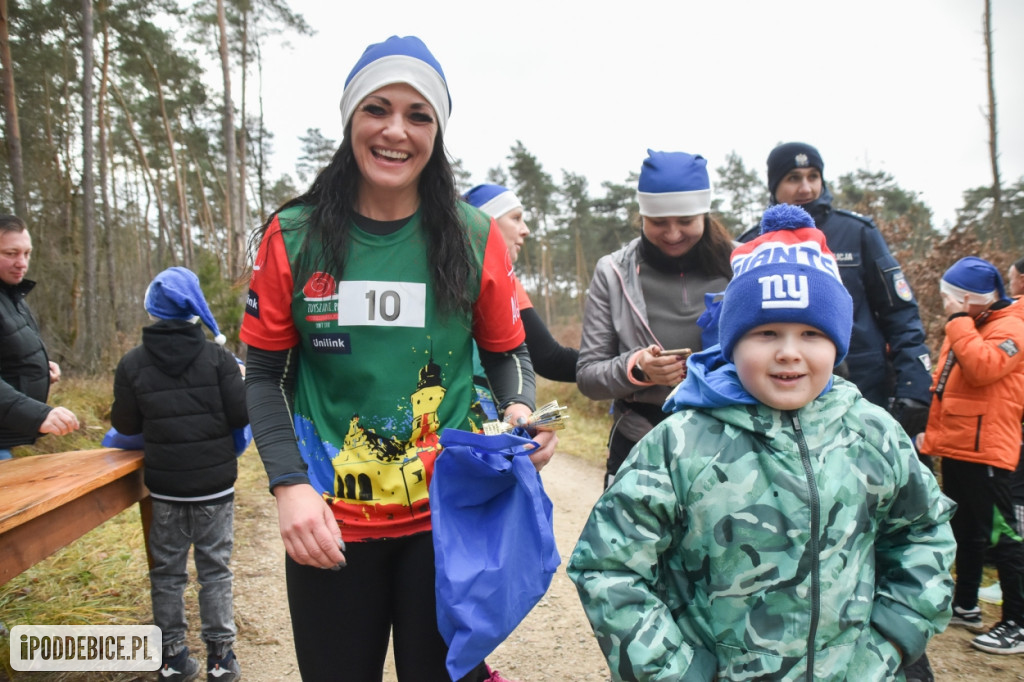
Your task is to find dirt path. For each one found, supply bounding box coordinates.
[226,451,1024,681]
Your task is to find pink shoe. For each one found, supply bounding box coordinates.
[485,664,519,682]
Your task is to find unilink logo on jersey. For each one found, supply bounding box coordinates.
[246,289,259,318]
[310,333,351,354]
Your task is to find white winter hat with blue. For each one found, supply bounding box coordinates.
[636,150,712,217]
[144,266,226,345]
[339,35,451,134]
[463,184,522,219]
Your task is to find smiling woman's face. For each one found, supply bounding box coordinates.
[641,214,705,258]
[350,82,438,202]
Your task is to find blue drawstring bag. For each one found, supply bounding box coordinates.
[431,427,560,680]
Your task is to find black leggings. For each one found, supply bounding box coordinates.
[942,457,1024,623]
[285,532,488,682]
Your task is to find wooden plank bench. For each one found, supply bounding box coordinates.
[0,448,151,585]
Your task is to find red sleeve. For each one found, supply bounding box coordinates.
[239,217,301,350]
[514,274,533,310]
[472,221,526,352]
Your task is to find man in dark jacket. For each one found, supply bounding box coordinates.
[741,142,936,682]
[111,266,248,682]
[0,215,78,460]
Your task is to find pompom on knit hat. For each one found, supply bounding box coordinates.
[940,256,1009,307]
[144,266,226,345]
[339,35,451,134]
[718,203,852,365]
[636,150,711,217]
[463,184,522,219]
[766,142,824,199]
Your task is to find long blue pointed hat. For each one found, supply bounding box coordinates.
[941,256,1008,306]
[144,267,226,345]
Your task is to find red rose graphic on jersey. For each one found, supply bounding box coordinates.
[303,271,336,299]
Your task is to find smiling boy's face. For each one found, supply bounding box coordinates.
[733,322,837,411]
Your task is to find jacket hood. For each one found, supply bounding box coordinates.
[141,318,208,377]
[664,346,757,411]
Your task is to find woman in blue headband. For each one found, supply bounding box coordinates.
[240,35,550,682]
[577,150,734,489]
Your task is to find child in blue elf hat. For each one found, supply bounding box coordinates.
[920,255,1024,655]
[570,203,955,681]
[110,266,249,681]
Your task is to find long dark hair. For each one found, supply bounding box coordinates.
[247,126,474,317]
[696,214,736,281]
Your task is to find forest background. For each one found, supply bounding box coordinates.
[0,0,1022,379]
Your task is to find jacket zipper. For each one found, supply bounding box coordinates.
[791,412,819,681]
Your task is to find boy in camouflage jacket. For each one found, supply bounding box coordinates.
[568,205,955,682]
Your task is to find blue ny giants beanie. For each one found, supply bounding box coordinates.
[718,204,852,365]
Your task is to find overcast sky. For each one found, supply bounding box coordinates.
[255,0,1024,230]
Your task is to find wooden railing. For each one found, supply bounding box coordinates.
[0,448,151,585]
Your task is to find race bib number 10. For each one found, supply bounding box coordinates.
[337,281,426,328]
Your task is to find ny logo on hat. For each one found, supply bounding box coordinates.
[795,153,809,167]
[759,274,809,309]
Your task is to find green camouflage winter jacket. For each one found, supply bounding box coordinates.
[568,377,955,681]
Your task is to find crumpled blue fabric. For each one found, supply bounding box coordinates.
[431,427,560,680]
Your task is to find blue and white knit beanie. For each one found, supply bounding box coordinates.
[339,35,451,134]
[766,142,824,200]
[144,266,226,345]
[463,184,522,219]
[636,150,712,217]
[941,256,1008,307]
[718,204,852,365]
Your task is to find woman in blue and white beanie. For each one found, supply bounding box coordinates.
[577,149,735,488]
[240,35,545,682]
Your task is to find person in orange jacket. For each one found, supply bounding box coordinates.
[920,256,1024,655]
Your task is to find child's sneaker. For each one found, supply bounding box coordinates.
[979,582,1004,605]
[950,605,986,632]
[159,647,199,681]
[971,620,1024,655]
[206,650,241,681]
[484,664,518,682]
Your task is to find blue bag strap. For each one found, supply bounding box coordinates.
[439,427,539,457]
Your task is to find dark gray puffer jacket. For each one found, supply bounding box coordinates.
[112,319,248,500]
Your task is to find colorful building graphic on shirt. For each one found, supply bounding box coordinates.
[327,354,447,521]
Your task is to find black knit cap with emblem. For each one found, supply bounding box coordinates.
[766,142,825,198]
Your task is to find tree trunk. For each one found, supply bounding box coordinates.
[236,8,249,273]
[98,17,121,332]
[146,54,192,267]
[217,0,238,275]
[0,0,27,218]
[983,0,1005,242]
[111,79,169,275]
[80,0,98,365]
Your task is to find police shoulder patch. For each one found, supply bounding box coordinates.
[893,273,914,302]
[999,339,1019,357]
